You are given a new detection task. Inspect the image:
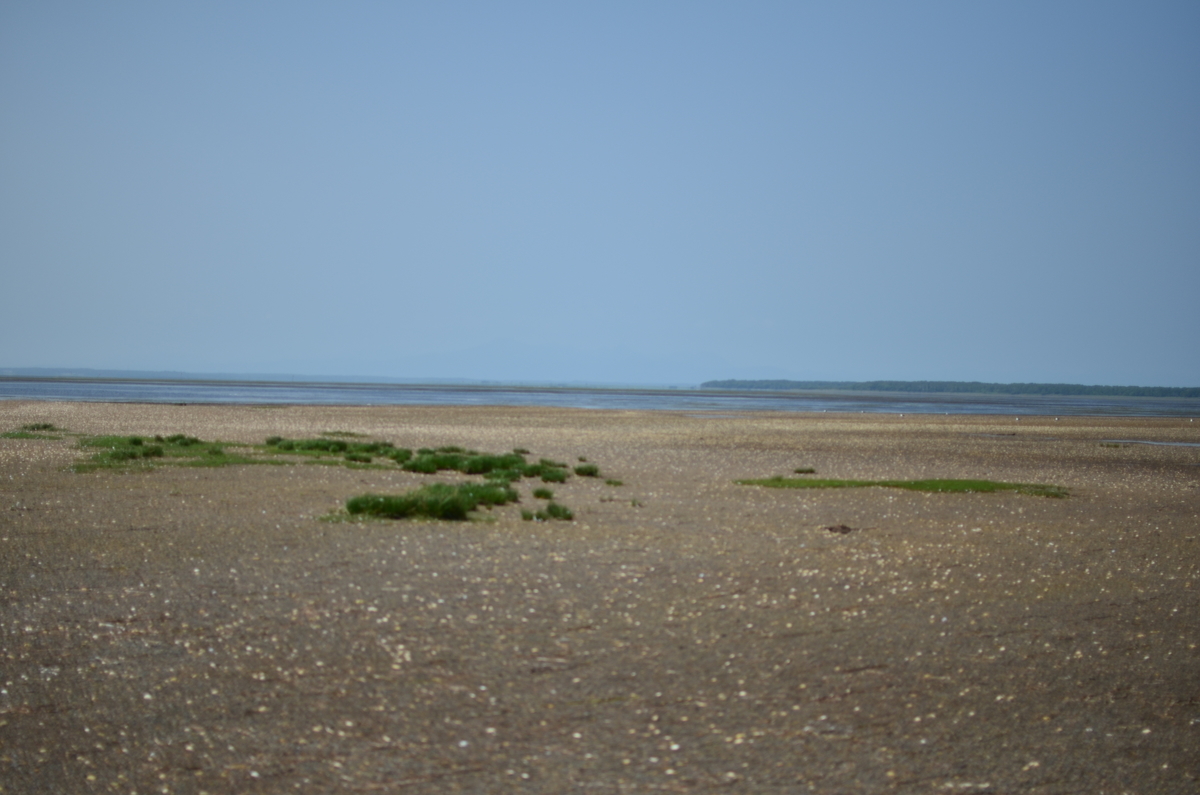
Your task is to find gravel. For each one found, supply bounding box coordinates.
[1,401,1198,793]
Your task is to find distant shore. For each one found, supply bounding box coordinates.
[701,378,1200,398]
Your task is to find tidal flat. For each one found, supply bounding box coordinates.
[1,401,1197,793]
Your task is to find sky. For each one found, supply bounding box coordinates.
[2,2,1198,387]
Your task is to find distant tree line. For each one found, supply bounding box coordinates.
[699,380,1200,398]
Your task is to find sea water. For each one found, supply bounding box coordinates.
[1,378,1196,417]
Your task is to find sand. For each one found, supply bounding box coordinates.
[1,401,1198,793]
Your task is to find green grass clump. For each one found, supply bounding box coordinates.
[266,436,396,457]
[184,450,263,468]
[793,467,816,474]
[574,463,600,477]
[273,437,346,452]
[74,433,262,471]
[536,466,569,483]
[403,450,467,473]
[398,446,521,475]
[543,502,573,520]
[2,425,64,439]
[484,467,525,483]
[532,487,554,500]
[736,477,1068,498]
[463,453,528,475]
[605,479,624,487]
[517,459,570,482]
[346,482,519,521]
[261,440,584,484]
[524,502,574,521]
[103,445,165,462]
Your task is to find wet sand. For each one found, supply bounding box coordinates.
[1,401,1198,793]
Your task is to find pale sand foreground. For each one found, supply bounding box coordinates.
[1,401,1198,794]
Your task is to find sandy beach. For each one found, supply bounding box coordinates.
[1,401,1197,793]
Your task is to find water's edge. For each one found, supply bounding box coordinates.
[2,378,1198,417]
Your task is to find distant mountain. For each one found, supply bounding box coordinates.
[700,380,1200,398]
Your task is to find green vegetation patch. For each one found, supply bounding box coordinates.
[346,482,519,521]
[62,429,607,519]
[534,465,569,483]
[401,449,527,477]
[737,476,1068,498]
[2,422,66,439]
[265,436,395,455]
[74,434,263,472]
[522,502,574,522]
[542,502,574,520]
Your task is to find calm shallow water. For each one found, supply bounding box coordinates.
[2,378,1197,417]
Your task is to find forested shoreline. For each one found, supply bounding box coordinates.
[700,380,1200,398]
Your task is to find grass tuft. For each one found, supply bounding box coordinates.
[574,463,600,477]
[526,502,574,521]
[532,487,553,500]
[543,502,573,520]
[346,482,519,521]
[538,466,569,483]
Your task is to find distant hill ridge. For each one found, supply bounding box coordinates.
[700,380,1200,398]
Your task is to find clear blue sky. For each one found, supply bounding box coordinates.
[3,2,1197,386]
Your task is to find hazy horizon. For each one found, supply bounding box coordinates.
[3,2,1198,387]
[3,366,1197,393]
